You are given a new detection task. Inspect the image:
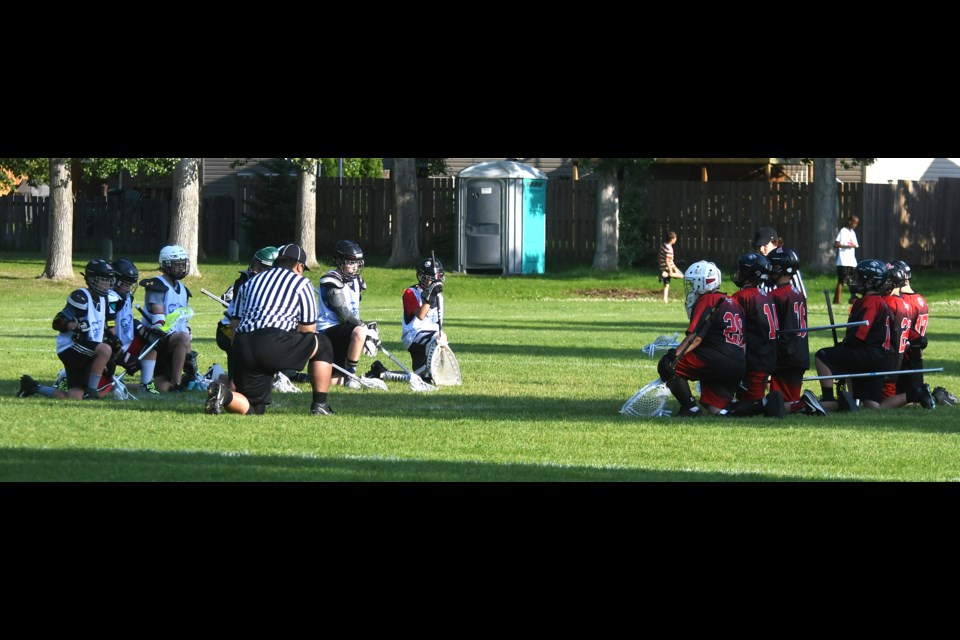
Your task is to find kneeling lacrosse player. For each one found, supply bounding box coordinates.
[656,260,746,417]
[366,255,449,384]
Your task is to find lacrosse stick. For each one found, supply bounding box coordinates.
[378,343,438,392]
[201,288,229,308]
[778,320,868,334]
[620,304,716,417]
[108,332,166,400]
[427,292,462,386]
[331,362,389,391]
[803,367,943,381]
[824,290,846,393]
[272,371,302,393]
[641,332,680,358]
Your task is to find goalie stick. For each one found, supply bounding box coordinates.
[620,303,717,417]
[201,288,229,308]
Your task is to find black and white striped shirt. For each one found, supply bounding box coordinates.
[232,267,318,334]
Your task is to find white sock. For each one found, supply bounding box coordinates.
[141,359,156,384]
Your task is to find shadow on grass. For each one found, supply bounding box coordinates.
[0,446,826,482]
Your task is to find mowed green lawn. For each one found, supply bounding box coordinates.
[1,252,959,482]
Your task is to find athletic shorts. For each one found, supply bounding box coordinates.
[816,344,888,404]
[233,328,318,405]
[322,323,358,368]
[837,266,855,284]
[736,370,771,402]
[770,368,804,403]
[675,351,744,411]
[57,344,96,390]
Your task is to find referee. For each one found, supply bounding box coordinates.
[204,243,336,416]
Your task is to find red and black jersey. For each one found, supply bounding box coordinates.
[901,291,929,342]
[684,292,746,371]
[732,286,778,374]
[883,293,912,357]
[771,283,809,370]
[843,293,892,352]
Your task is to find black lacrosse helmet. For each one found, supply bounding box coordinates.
[112,258,139,295]
[417,257,445,288]
[333,240,364,280]
[84,259,116,296]
[848,258,887,294]
[768,247,800,280]
[732,252,772,288]
[893,259,912,281]
[879,261,907,295]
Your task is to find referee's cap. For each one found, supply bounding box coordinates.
[277,243,311,271]
[752,227,778,247]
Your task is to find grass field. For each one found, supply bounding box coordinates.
[1,251,958,482]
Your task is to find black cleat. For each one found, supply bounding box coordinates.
[676,406,703,418]
[310,402,335,415]
[764,391,786,418]
[933,386,957,407]
[16,375,39,398]
[910,384,936,410]
[837,389,859,413]
[205,381,227,414]
[364,360,387,379]
[801,390,828,416]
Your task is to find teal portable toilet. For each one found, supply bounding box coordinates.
[456,160,547,275]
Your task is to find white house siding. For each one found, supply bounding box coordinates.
[864,158,960,184]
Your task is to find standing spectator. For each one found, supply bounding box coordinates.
[656,260,746,417]
[658,231,684,304]
[205,243,336,416]
[834,215,860,304]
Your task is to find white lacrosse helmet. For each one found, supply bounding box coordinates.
[683,260,721,319]
[159,244,190,280]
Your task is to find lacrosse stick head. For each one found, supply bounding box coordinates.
[161,306,194,333]
[620,379,673,417]
[426,338,462,386]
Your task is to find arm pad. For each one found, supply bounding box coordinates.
[322,284,363,327]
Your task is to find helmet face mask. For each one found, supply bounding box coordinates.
[84,259,116,296]
[159,245,189,280]
[334,240,364,280]
[417,258,445,287]
[683,260,721,319]
[894,260,912,281]
[112,258,139,296]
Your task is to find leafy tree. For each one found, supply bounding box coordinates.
[801,158,875,273]
[578,158,655,271]
[0,158,177,280]
[319,158,383,178]
[387,158,421,267]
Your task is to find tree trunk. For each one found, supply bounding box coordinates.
[41,158,74,280]
[296,159,319,269]
[592,171,619,271]
[170,158,201,276]
[387,157,421,267]
[812,158,839,273]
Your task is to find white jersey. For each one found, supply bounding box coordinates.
[316,270,364,331]
[109,289,136,349]
[401,286,440,348]
[56,288,107,355]
[836,227,859,267]
[142,275,191,332]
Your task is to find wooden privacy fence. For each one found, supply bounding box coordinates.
[4,178,959,269]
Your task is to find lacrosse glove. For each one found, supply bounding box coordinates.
[422,282,443,306]
[363,322,381,357]
[909,335,928,350]
[117,350,141,374]
[657,348,678,382]
[72,318,91,341]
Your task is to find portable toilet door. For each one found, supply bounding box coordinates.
[457,160,547,274]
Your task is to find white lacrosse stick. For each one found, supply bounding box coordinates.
[620,379,674,417]
[272,371,302,393]
[331,362,389,391]
[427,293,461,386]
[378,344,438,392]
[641,332,680,358]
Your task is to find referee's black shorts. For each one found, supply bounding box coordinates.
[233,328,317,405]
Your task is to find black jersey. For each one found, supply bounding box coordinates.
[732,285,778,373]
[772,283,809,370]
